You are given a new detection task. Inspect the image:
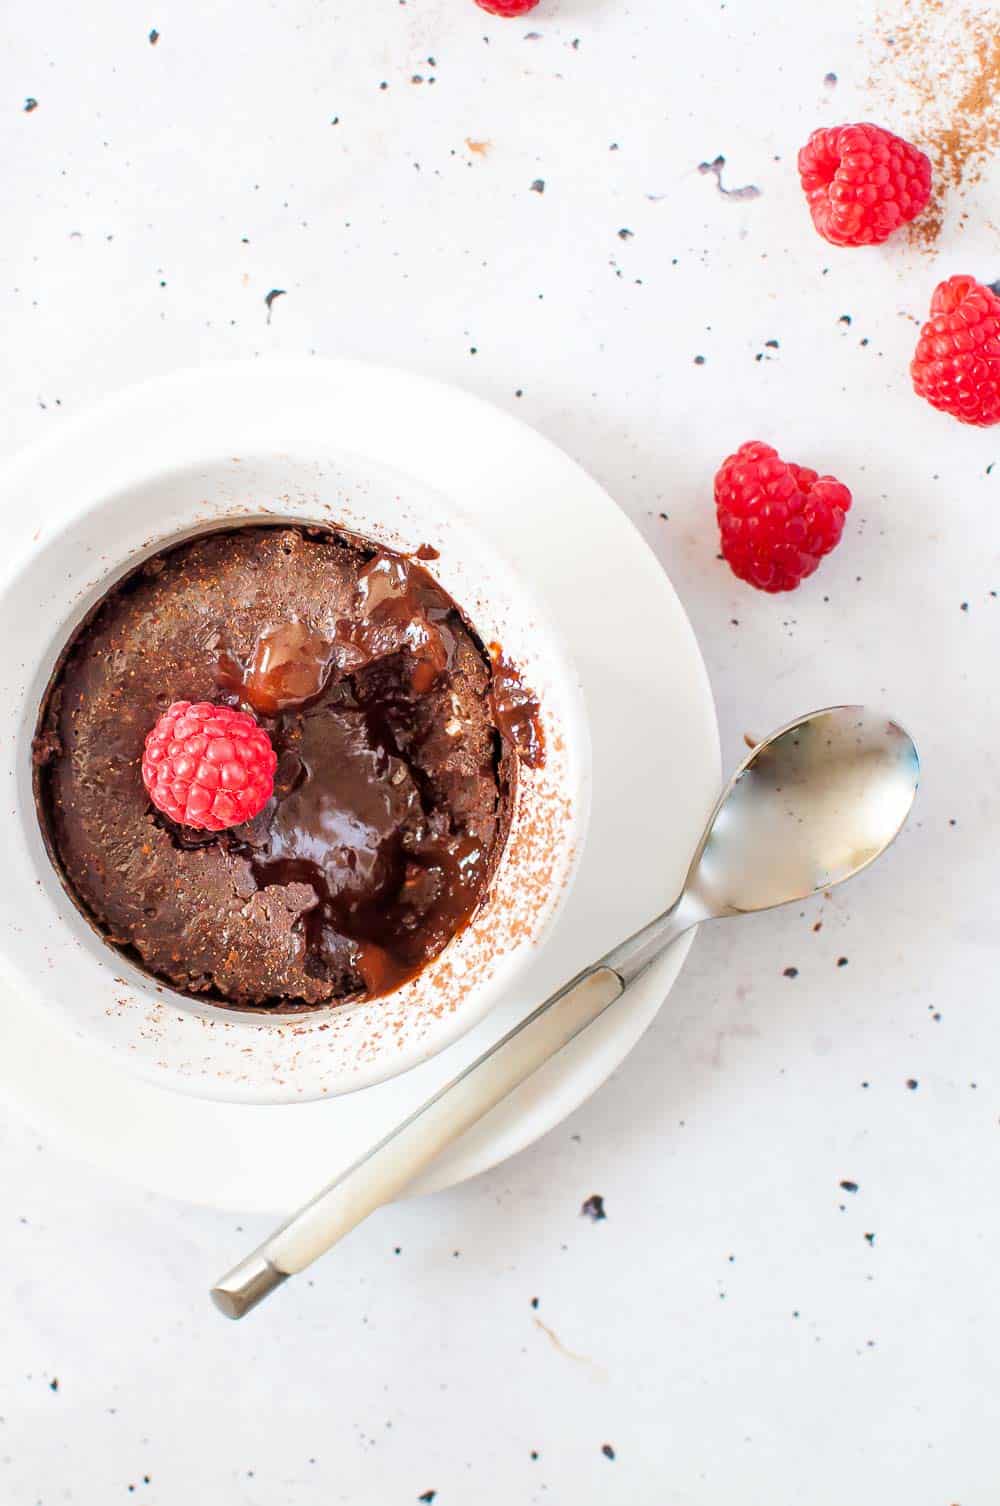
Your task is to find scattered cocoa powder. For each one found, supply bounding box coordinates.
[866,0,1000,250]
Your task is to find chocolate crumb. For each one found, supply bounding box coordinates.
[840,1180,859,1193]
[906,1078,918,1090]
[697,154,761,200]
[581,1194,606,1222]
[864,1232,875,1246]
[837,956,848,967]
[418,1493,436,1504]
[264,288,286,324]
[24,97,38,112]
[618,227,634,240]
[149,28,159,44]
[530,1296,539,1309]
[602,1444,616,1460]
[783,966,799,979]
[49,1378,59,1391]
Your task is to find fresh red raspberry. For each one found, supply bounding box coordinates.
[911,274,1000,427]
[475,0,539,15]
[715,441,853,593]
[797,123,932,247]
[141,701,277,831]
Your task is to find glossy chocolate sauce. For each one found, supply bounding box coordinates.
[34,526,545,1011]
[488,645,546,770]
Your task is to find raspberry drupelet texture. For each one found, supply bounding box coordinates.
[715,441,853,594]
[797,122,932,247]
[142,701,277,831]
[911,274,1000,427]
[475,0,539,14]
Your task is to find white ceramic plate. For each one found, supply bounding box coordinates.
[0,359,720,1210]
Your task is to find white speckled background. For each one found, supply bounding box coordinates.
[3,1,999,1501]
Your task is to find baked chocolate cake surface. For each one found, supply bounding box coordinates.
[34,525,530,1010]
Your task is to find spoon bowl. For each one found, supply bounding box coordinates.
[689,707,919,916]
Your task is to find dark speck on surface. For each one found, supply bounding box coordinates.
[265,288,286,324]
[694,354,706,365]
[49,1378,59,1391]
[418,1493,437,1503]
[149,28,159,44]
[602,1444,616,1460]
[530,179,545,194]
[960,601,969,612]
[840,1180,859,1193]
[24,97,38,111]
[864,1232,875,1245]
[697,154,761,200]
[618,228,634,240]
[838,314,852,326]
[783,966,799,979]
[824,71,838,85]
[906,1078,919,1090]
[531,1296,539,1309]
[581,1193,607,1222]
[837,956,848,967]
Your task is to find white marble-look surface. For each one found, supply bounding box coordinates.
[3,0,999,1501]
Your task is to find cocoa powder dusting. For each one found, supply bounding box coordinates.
[867,1,1000,250]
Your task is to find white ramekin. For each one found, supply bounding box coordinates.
[0,429,589,1104]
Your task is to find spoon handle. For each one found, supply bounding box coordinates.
[212,897,702,1319]
[211,965,625,1318]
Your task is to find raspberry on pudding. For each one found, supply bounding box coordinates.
[33,525,543,1011]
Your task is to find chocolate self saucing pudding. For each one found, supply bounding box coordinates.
[33,525,543,1011]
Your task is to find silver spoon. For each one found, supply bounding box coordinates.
[212,705,918,1319]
